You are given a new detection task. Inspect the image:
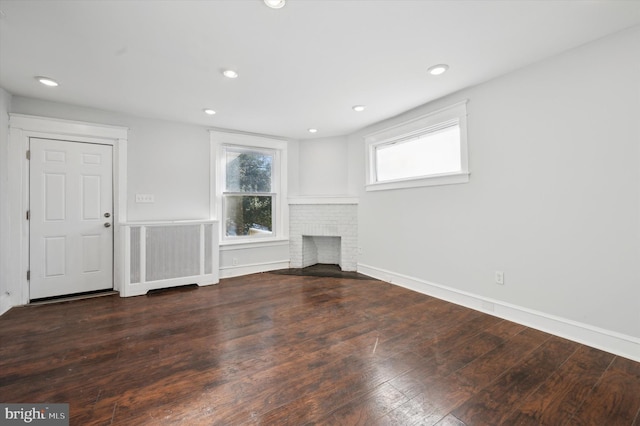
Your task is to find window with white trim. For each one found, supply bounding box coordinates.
[211,131,288,243]
[366,100,469,191]
[223,146,275,238]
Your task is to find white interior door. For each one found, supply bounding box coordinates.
[29,138,113,299]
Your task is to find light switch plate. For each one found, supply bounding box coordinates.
[135,194,155,203]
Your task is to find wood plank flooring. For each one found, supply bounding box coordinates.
[1,270,639,425]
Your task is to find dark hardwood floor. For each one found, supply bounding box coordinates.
[1,270,639,425]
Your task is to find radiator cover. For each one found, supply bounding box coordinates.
[122,220,219,296]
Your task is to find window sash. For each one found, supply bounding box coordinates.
[374,122,461,183]
[219,143,279,241]
[222,193,276,239]
[364,100,469,191]
[223,146,274,194]
[211,130,288,245]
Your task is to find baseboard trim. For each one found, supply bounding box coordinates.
[0,298,11,316]
[357,263,640,362]
[220,260,290,279]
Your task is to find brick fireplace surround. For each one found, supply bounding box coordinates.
[289,197,358,271]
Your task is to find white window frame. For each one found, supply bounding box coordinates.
[365,100,469,191]
[210,131,288,246]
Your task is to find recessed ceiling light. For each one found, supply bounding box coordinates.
[427,64,449,76]
[352,105,366,112]
[35,76,59,87]
[203,108,216,115]
[264,0,286,9]
[222,69,238,79]
[308,128,318,134]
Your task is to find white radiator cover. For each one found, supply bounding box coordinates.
[121,220,219,296]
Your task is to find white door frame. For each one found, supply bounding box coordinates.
[7,114,128,305]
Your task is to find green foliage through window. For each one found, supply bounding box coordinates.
[226,151,272,192]
[223,149,274,237]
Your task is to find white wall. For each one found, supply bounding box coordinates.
[0,88,13,315]
[2,97,299,301]
[219,242,290,278]
[298,136,349,195]
[351,27,640,348]
[10,97,210,221]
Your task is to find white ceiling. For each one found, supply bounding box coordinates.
[1,1,639,140]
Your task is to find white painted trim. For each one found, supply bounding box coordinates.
[219,260,290,279]
[365,172,470,191]
[364,100,469,191]
[123,276,219,297]
[210,129,289,243]
[209,130,288,151]
[0,298,10,317]
[363,100,469,142]
[10,114,128,140]
[220,239,289,251]
[288,196,359,205]
[120,221,219,297]
[8,114,128,306]
[122,219,218,226]
[357,263,640,362]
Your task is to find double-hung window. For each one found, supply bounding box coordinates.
[366,100,469,190]
[211,131,288,243]
[223,146,275,238]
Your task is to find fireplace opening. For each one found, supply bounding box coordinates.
[302,236,342,270]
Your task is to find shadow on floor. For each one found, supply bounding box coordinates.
[269,264,372,280]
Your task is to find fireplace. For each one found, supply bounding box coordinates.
[289,197,358,271]
[302,236,341,268]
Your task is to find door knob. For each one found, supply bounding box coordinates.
[104,222,112,228]
[104,212,111,218]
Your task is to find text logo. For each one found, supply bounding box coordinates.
[1,404,68,425]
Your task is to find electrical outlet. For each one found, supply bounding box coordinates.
[135,194,155,203]
[495,270,504,285]
[232,258,239,266]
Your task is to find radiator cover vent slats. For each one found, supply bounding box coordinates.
[129,226,141,284]
[123,221,219,297]
[146,225,200,282]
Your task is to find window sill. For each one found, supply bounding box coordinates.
[366,171,470,191]
[219,237,289,251]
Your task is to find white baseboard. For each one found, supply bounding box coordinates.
[220,260,290,279]
[0,297,11,316]
[357,263,640,362]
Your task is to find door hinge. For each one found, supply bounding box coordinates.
[26,270,30,281]
[26,210,30,220]
[26,150,30,160]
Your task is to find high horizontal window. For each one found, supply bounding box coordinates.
[366,100,469,191]
[375,123,461,182]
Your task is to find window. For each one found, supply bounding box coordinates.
[223,147,274,238]
[211,131,288,243]
[365,100,469,190]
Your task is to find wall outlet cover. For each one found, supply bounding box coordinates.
[135,194,155,203]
